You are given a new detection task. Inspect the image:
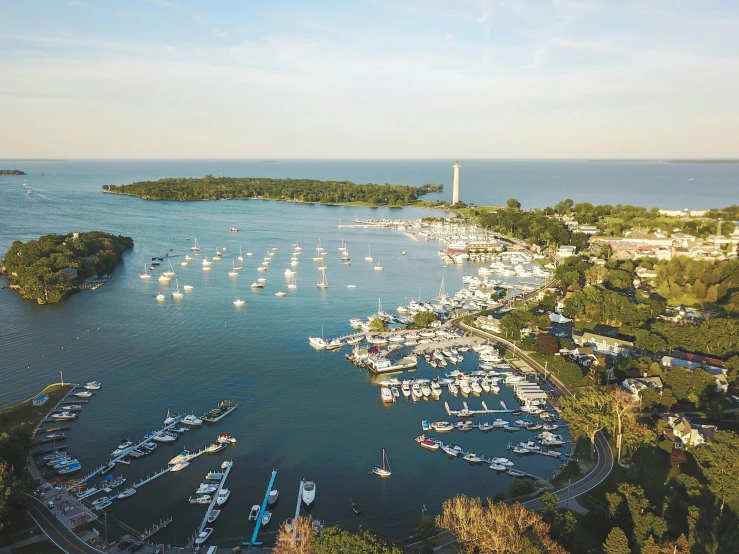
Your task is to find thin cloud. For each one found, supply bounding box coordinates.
[214,28,228,39]
[68,1,85,6]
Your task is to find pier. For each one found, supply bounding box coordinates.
[190,460,233,547]
[445,401,513,417]
[140,517,173,540]
[294,479,304,528]
[133,467,171,489]
[244,469,277,547]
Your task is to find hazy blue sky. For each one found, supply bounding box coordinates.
[1,0,738,158]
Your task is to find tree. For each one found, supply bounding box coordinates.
[436,495,567,554]
[693,429,739,516]
[610,388,636,463]
[603,527,630,554]
[507,198,521,210]
[369,317,389,332]
[413,516,437,553]
[540,292,557,311]
[412,311,438,329]
[585,265,609,285]
[561,387,611,459]
[621,423,656,458]
[273,516,315,554]
[638,388,660,410]
[534,333,559,356]
[313,526,404,554]
[461,314,474,326]
[540,493,577,542]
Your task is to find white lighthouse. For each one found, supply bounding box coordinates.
[452,161,461,205]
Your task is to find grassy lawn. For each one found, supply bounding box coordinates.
[0,383,74,435]
[666,293,702,308]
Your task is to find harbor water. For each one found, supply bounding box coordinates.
[2,159,735,545]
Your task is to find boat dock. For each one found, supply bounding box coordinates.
[506,441,564,459]
[140,517,173,540]
[445,401,513,417]
[190,460,233,547]
[33,435,67,446]
[416,436,546,483]
[244,469,277,547]
[294,479,304,524]
[133,467,172,489]
[32,445,68,457]
[202,401,238,423]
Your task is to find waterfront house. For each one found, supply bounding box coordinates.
[573,331,634,356]
[621,377,663,400]
[556,245,577,258]
[476,314,501,333]
[664,415,714,450]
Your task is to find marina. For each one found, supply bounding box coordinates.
[244,469,278,547]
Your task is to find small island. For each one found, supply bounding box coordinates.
[0,169,27,175]
[1,232,133,304]
[102,175,443,206]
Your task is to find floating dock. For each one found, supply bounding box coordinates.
[190,460,233,546]
[445,401,513,417]
[133,467,172,489]
[294,479,304,530]
[244,469,278,547]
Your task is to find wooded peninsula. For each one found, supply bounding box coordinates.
[102,175,444,205]
[1,232,133,304]
[0,169,26,175]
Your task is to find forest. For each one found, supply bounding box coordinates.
[103,175,444,206]
[1,232,133,304]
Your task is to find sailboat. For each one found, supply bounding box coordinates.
[316,238,323,252]
[374,258,383,271]
[172,280,183,299]
[370,448,392,477]
[288,275,298,290]
[139,264,152,280]
[229,261,238,277]
[364,245,373,262]
[163,261,176,277]
[317,268,328,289]
[190,238,200,252]
[238,246,244,262]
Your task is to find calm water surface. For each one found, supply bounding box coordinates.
[2,159,734,546]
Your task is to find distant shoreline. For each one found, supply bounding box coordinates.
[590,159,739,164]
[0,169,27,175]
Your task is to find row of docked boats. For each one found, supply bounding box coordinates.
[414,435,527,475]
[193,461,234,546]
[422,419,561,435]
[42,451,83,475]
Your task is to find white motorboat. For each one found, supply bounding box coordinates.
[380,387,394,403]
[421,383,431,397]
[194,528,213,545]
[234,299,245,307]
[442,444,463,457]
[195,483,218,494]
[275,291,286,297]
[247,252,253,256]
[158,274,171,283]
[205,471,225,480]
[248,505,260,521]
[156,292,166,301]
[91,496,111,509]
[370,448,392,477]
[489,463,507,471]
[152,432,178,443]
[170,461,190,472]
[268,489,279,505]
[302,481,316,505]
[431,381,442,397]
[207,509,221,523]
[401,382,411,397]
[447,382,458,395]
[139,264,152,280]
[84,381,101,390]
[251,282,264,288]
[117,488,137,499]
[182,414,202,426]
[185,254,193,261]
[74,389,93,398]
[112,440,133,456]
[258,277,267,283]
[183,284,194,291]
[261,510,272,526]
[463,452,483,463]
[168,450,192,466]
[216,488,231,506]
[411,383,423,400]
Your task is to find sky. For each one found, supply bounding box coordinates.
[1,0,738,159]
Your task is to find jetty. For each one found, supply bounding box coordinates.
[244,469,278,547]
[294,479,304,526]
[189,460,233,547]
[140,517,173,540]
[133,467,172,489]
[445,401,513,417]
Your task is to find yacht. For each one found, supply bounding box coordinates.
[195,483,218,494]
[181,261,188,267]
[275,291,286,297]
[370,448,392,477]
[170,461,190,472]
[194,528,213,545]
[250,282,264,289]
[234,298,245,307]
[205,471,225,480]
[421,382,432,397]
[172,280,183,299]
[401,382,411,397]
[411,383,423,400]
[216,488,231,506]
[447,382,458,395]
[169,450,192,465]
[139,264,152,280]
[117,488,137,499]
[302,481,316,505]
[152,432,178,443]
[84,381,102,390]
[182,414,203,426]
[380,387,394,403]
[249,505,260,521]
[189,494,211,504]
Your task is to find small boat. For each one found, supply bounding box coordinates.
[117,488,137,499]
[172,279,183,299]
[234,299,245,307]
[463,453,483,463]
[268,489,279,505]
[350,499,362,515]
[189,494,211,504]
[380,387,394,403]
[370,448,392,477]
[207,509,221,523]
[261,510,272,526]
[139,264,152,280]
[183,284,194,291]
[216,488,231,506]
[206,442,227,454]
[218,434,237,444]
[420,439,439,451]
[74,390,93,398]
[194,528,213,545]
[302,481,316,505]
[182,414,203,426]
[250,282,264,289]
[156,292,165,301]
[170,461,190,472]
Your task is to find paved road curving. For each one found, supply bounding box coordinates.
[24,493,105,554]
[452,319,615,510]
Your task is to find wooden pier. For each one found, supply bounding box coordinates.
[32,445,68,457]
[190,460,233,546]
[133,467,172,489]
[244,469,277,547]
[294,479,304,530]
[445,400,513,417]
[33,435,67,446]
[140,517,173,540]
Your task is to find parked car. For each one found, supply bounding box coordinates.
[47,501,54,510]
[117,540,132,549]
[129,544,144,553]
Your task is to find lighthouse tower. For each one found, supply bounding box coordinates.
[452,161,461,205]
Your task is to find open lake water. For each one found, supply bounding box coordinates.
[1,159,737,546]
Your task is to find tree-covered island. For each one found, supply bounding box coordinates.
[102,175,443,206]
[0,169,27,175]
[1,232,133,304]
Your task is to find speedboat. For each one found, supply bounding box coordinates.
[163,410,180,425]
[194,528,213,545]
[463,453,483,463]
[168,450,191,466]
[248,505,260,521]
[217,434,237,444]
[205,471,224,480]
[216,488,231,506]
[275,291,286,297]
[189,494,211,504]
[261,510,272,526]
[419,439,439,451]
[491,457,514,467]
[234,299,245,307]
[432,421,454,432]
[184,284,194,291]
[268,489,279,505]
[152,432,177,443]
[117,488,137,499]
[74,390,93,398]
[195,483,218,494]
[251,282,264,289]
[84,381,102,390]
[181,414,202,426]
[442,444,463,457]
[302,481,316,505]
[112,440,133,456]
[207,509,221,523]
[170,461,190,472]
[206,443,227,454]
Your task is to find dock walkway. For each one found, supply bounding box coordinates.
[445,400,513,417]
[190,460,233,546]
[244,469,277,547]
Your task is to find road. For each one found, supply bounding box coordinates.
[452,318,615,510]
[24,493,105,554]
